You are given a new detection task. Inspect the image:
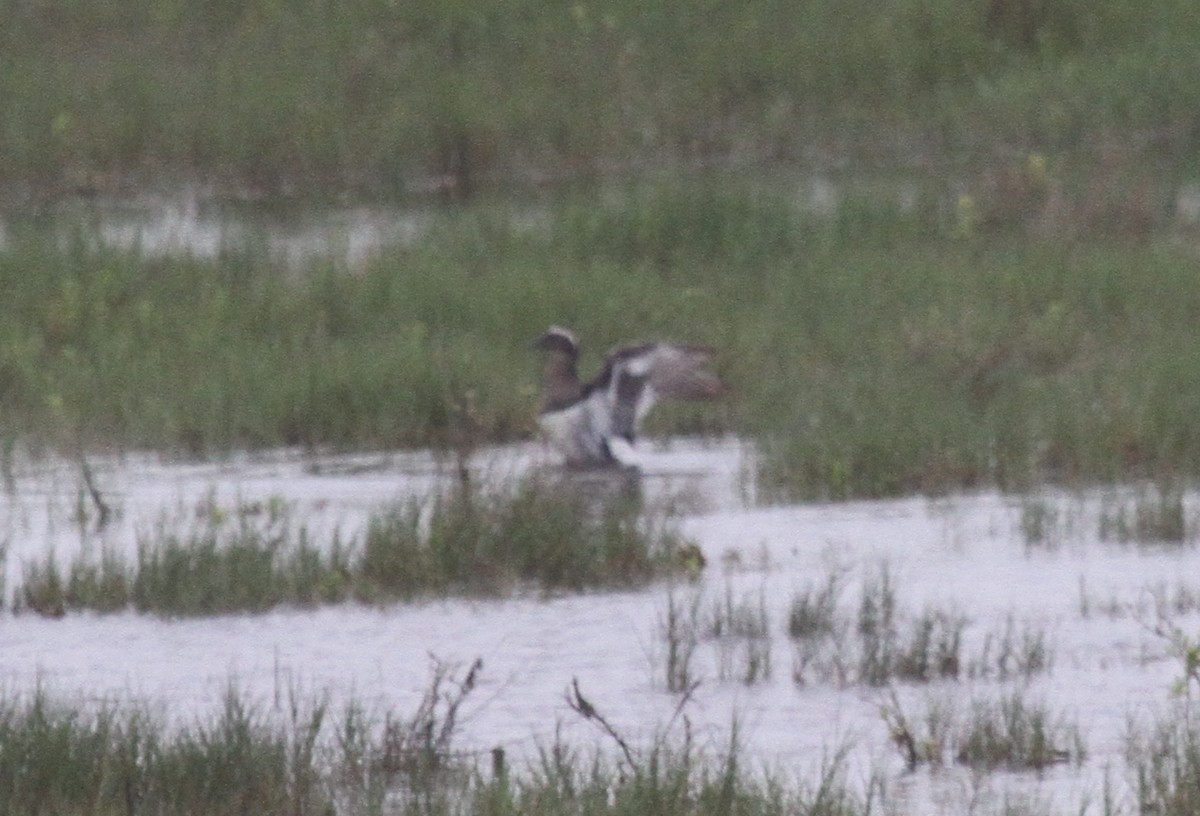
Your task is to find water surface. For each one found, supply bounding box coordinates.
[0,438,1190,814]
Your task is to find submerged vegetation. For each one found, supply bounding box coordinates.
[15,476,688,617]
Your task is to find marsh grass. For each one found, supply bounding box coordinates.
[1128,712,1200,816]
[857,565,964,686]
[659,588,702,694]
[955,692,1084,771]
[788,569,845,641]
[8,180,1200,505]
[0,675,877,816]
[1018,496,1057,546]
[356,474,681,600]
[969,616,1053,682]
[784,565,1050,689]
[705,583,772,685]
[881,689,1083,772]
[16,476,691,617]
[3,2,1200,506]
[1017,493,1081,550]
[1099,482,1192,546]
[788,570,851,686]
[3,0,1199,201]
[0,683,332,816]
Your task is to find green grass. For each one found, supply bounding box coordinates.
[783,564,1049,688]
[1099,482,1192,546]
[3,0,1200,195]
[6,0,1200,504]
[0,676,877,816]
[954,692,1084,770]
[1130,712,1200,816]
[16,476,691,617]
[6,174,1200,499]
[355,473,682,599]
[880,689,1084,772]
[704,583,773,685]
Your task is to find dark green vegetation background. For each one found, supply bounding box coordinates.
[3,0,1200,499]
[4,0,1198,194]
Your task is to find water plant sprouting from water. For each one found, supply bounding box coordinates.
[704,581,773,686]
[1128,709,1200,816]
[856,563,965,687]
[782,563,1050,690]
[15,476,697,618]
[879,688,1084,773]
[0,664,887,816]
[1099,481,1192,547]
[658,587,702,695]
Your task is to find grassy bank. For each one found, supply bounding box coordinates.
[3,0,1200,197]
[5,175,1200,498]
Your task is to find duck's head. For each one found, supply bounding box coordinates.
[532,325,579,359]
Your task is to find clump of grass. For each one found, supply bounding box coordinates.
[786,564,969,688]
[880,689,1084,772]
[879,689,957,771]
[0,683,332,816]
[955,692,1084,771]
[67,547,131,613]
[785,564,972,688]
[17,553,67,618]
[857,564,964,686]
[856,564,900,686]
[1128,712,1200,816]
[132,509,343,616]
[969,615,1053,681]
[19,544,133,618]
[787,569,844,641]
[1017,492,1081,549]
[1019,495,1059,546]
[658,588,702,694]
[894,607,966,683]
[1099,482,1191,545]
[704,582,772,685]
[787,569,1051,690]
[787,569,851,686]
[14,476,691,617]
[0,667,878,816]
[356,474,686,600]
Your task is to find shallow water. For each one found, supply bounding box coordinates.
[0,176,912,271]
[0,438,1193,814]
[0,188,432,268]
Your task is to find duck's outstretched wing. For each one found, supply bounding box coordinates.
[603,343,724,441]
[647,344,725,401]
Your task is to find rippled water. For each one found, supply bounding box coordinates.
[0,438,1194,813]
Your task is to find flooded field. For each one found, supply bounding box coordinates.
[0,438,1195,813]
[0,188,435,269]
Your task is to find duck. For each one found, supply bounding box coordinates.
[532,326,724,468]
